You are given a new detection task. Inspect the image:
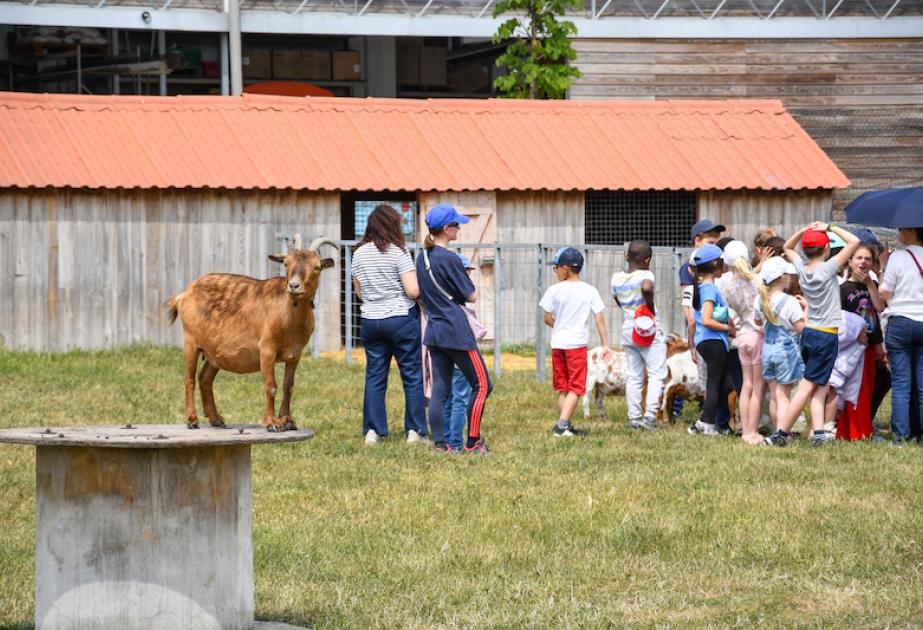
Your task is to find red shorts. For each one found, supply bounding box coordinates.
[552,348,588,395]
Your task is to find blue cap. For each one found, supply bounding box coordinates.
[456,253,475,270]
[692,243,723,266]
[690,219,726,242]
[425,204,470,229]
[552,247,584,270]
[850,227,880,245]
[828,232,847,249]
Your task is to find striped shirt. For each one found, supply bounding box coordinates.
[611,269,656,323]
[352,242,416,320]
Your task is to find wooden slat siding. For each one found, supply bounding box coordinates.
[699,190,834,248]
[571,38,923,216]
[0,189,340,352]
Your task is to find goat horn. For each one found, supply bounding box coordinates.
[308,236,338,252]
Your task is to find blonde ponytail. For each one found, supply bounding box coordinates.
[759,281,781,326]
[733,256,755,281]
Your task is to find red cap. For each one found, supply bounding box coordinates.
[631,305,656,347]
[802,229,829,249]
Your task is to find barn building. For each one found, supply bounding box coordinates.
[0,91,848,351]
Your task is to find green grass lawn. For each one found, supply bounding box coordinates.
[1,346,922,628]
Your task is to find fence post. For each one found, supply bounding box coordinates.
[536,244,546,383]
[493,244,502,378]
[344,244,353,365]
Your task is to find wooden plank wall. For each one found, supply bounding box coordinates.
[700,190,834,247]
[571,38,923,216]
[0,189,341,352]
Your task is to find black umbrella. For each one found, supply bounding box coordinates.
[845,187,923,228]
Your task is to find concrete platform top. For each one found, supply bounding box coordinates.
[0,424,314,448]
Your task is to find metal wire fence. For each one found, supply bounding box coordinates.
[323,241,692,380]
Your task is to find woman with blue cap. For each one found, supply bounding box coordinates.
[417,204,492,454]
[689,243,735,436]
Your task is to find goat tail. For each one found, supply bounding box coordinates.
[166,294,183,325]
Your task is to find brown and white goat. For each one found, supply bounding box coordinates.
[167,238,336,432]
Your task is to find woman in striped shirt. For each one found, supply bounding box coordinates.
[351,205,427,445]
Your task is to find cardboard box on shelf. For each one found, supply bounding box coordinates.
[272,50,331,81]
[332,50,361,81]
[419,46,447,86]
[242,49,272,79]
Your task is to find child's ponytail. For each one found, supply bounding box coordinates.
[423,233,435,249]
[733,256,755,282]
[692,266,700,311]
[759,281,781,326]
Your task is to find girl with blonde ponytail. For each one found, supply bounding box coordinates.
[718,241,764,444]
[753,257,806,436]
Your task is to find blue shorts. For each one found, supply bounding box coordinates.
[801,327,839,386]
[762,338,804,385]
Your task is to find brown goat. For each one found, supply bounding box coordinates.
[167,238,336,432]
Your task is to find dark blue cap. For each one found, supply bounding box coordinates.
[690,219,726,242]
[850,227,880,245]
[692,243,723,265]
[552,247,584,270]
[425,204,470,229]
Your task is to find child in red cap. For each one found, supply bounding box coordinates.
[611,240,667,431]
[766,222,859,447]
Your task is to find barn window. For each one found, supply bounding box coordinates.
[584,191,697,248]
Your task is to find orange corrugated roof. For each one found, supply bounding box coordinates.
[0,92,849,191]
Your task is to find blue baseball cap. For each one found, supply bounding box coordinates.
[425,204,470,229]
[456,253,475,270]
[552,247,584,270]
[690,219,726,242]
[850,227,879,245]
[692,243,723,266]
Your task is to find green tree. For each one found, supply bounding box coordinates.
[492,0,582,99]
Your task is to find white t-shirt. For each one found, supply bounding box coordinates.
[753,292,805,334]
[611,269,656,323]
[539,280,605,349]
[351,243,416,320]
[881,246,923,322]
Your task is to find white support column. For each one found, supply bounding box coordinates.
[220,32,230,96]
[228,0,242,95]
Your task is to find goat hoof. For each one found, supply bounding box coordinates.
[209,419,227,429]
[266,425,280,433]
[186,421,199,429]
[282,420,297,431]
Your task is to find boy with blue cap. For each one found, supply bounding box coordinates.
[417,204,492,454]
[539,246,612,437]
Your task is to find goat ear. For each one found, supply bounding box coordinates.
[268,254,286,264]
[320,258,335,269]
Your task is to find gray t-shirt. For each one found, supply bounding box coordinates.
[794,257,842,329]
[351,243,416,320]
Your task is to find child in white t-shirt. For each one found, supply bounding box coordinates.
[611,240,666,431]
[539,247,611,437]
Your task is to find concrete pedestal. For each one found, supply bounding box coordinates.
[0,424,312,630]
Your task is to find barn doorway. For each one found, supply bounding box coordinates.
[340,192,420,348]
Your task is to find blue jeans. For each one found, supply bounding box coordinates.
[361,306,427,437]
[885,316,923,440]
[443,368,471,450]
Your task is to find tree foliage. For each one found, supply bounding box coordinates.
[492,0,582,99]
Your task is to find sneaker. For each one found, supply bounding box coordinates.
[364,429,379,445]
[822,421,837,434]
[811,430,836,447]
[434,442,455,454]
[552,422,588,437]
[406,429,427,444]
[764,430,792,447]
[463,438,490,455]
[693,420,719,436]
[636,417,658,432]
[628,418,643,430]
[687,420,701,435]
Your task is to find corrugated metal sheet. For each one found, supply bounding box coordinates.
[0,92,849,192]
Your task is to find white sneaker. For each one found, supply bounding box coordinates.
[365,429,379,445]
[694,420,719,436]
[823,421,837,433]
[406,429,426,443]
